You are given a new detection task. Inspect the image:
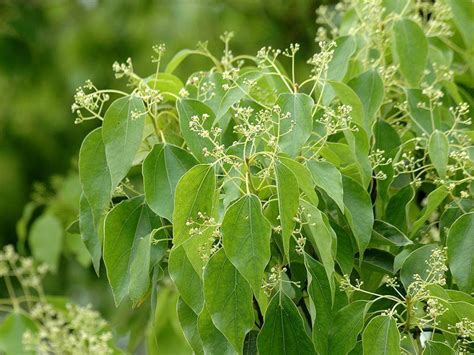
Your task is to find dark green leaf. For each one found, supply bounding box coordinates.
[275,161,300,260]
[392,19,428,86]
[400,244,437,289]
[276,93,314,157]
[307,160,344,212]
[143,143,197,221]
[102,95,146,186]
[328,301,368,355]
[447,212,474,293]
[342,176,374,258]
[103,196,161,305]
[168,244,204,314]
[428,130,449,179]
[362,315,400,355]
[177,297,204,354]
[173,164,215,246]
[257,291,315,355]
[203,249,254,353]
[222,194,271,296]
[176,99,216,162]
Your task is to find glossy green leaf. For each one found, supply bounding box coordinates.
[342,176,374,258]
[411,186,448,237]
[429,130,449,179]
[143,143,197,221]
[327,36,357,81]
[173,164,216,246]
[198,305,236,355]
[400,244,437,289]
[177,99,216,162]
[257,291,315,355]
[276,93,314,157]
[349,69,384,131]
[168,244,204,314]
[29,214,63,272]
[79,194,103,274]
[372,220,413,247]
[222,194,271,295]
[279,156,318,205]
[103,196,161,305]
[102,95,146,186]
[177,297,204,354]
[301,201,336,297]
[306,255,347,355]
[203,249,254,353]
[362,315,400,355]
[128,232,152,305]
[275,161,300,260]
[447,213,474,293]
[307,160,344,212]
[328,81,366,133]
[392,19,428,86]
[79,127,111,228]
[328,301,368,355]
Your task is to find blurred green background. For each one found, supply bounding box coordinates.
[0,0,336,241]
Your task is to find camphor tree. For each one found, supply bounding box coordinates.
[4,0,473,353]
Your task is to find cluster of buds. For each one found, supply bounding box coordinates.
[71,80,110,124]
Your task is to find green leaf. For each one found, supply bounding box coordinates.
[103,196,161,305]
[400,244,437,289]
[422,340,455,355]
[203,249,254,353]
[301,201,336,298]
[145,73,184,101]
[0,313,36,355]
[349,69,384,132]
[165,49,197,73]
[276,93,314,157]
[198,305,236,355]
[177,297,204,354]
[371,220,413,247]
[447,212,474,293]
[177,99,216,162]
[79,127,111,227]
[307,160,344,212]
[328,81,366,133]
[79,194,103,274]
[102,95,146,186]
[362,315,400,355]
[128,232,152,306]
[411,186,448,237]
[428,130,449,179]
[29,214,63,272]
[275,161,300,260]
[279,156,318,205]
[328,301,368,355]
[392,19,428,86]
[386,185,415,233]
[445,0,474,50]
[216,71,263,120]
[405,89,439,135]
[257,291,315,355]
[168,244,204,314]
[342,176,374,258]
[327,36,357,81]
[306,255,347,355]
[222,194,272,296]
[143,143,197,221]
[173,164,216,246]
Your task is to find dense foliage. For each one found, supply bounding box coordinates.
[2,0,474,354]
